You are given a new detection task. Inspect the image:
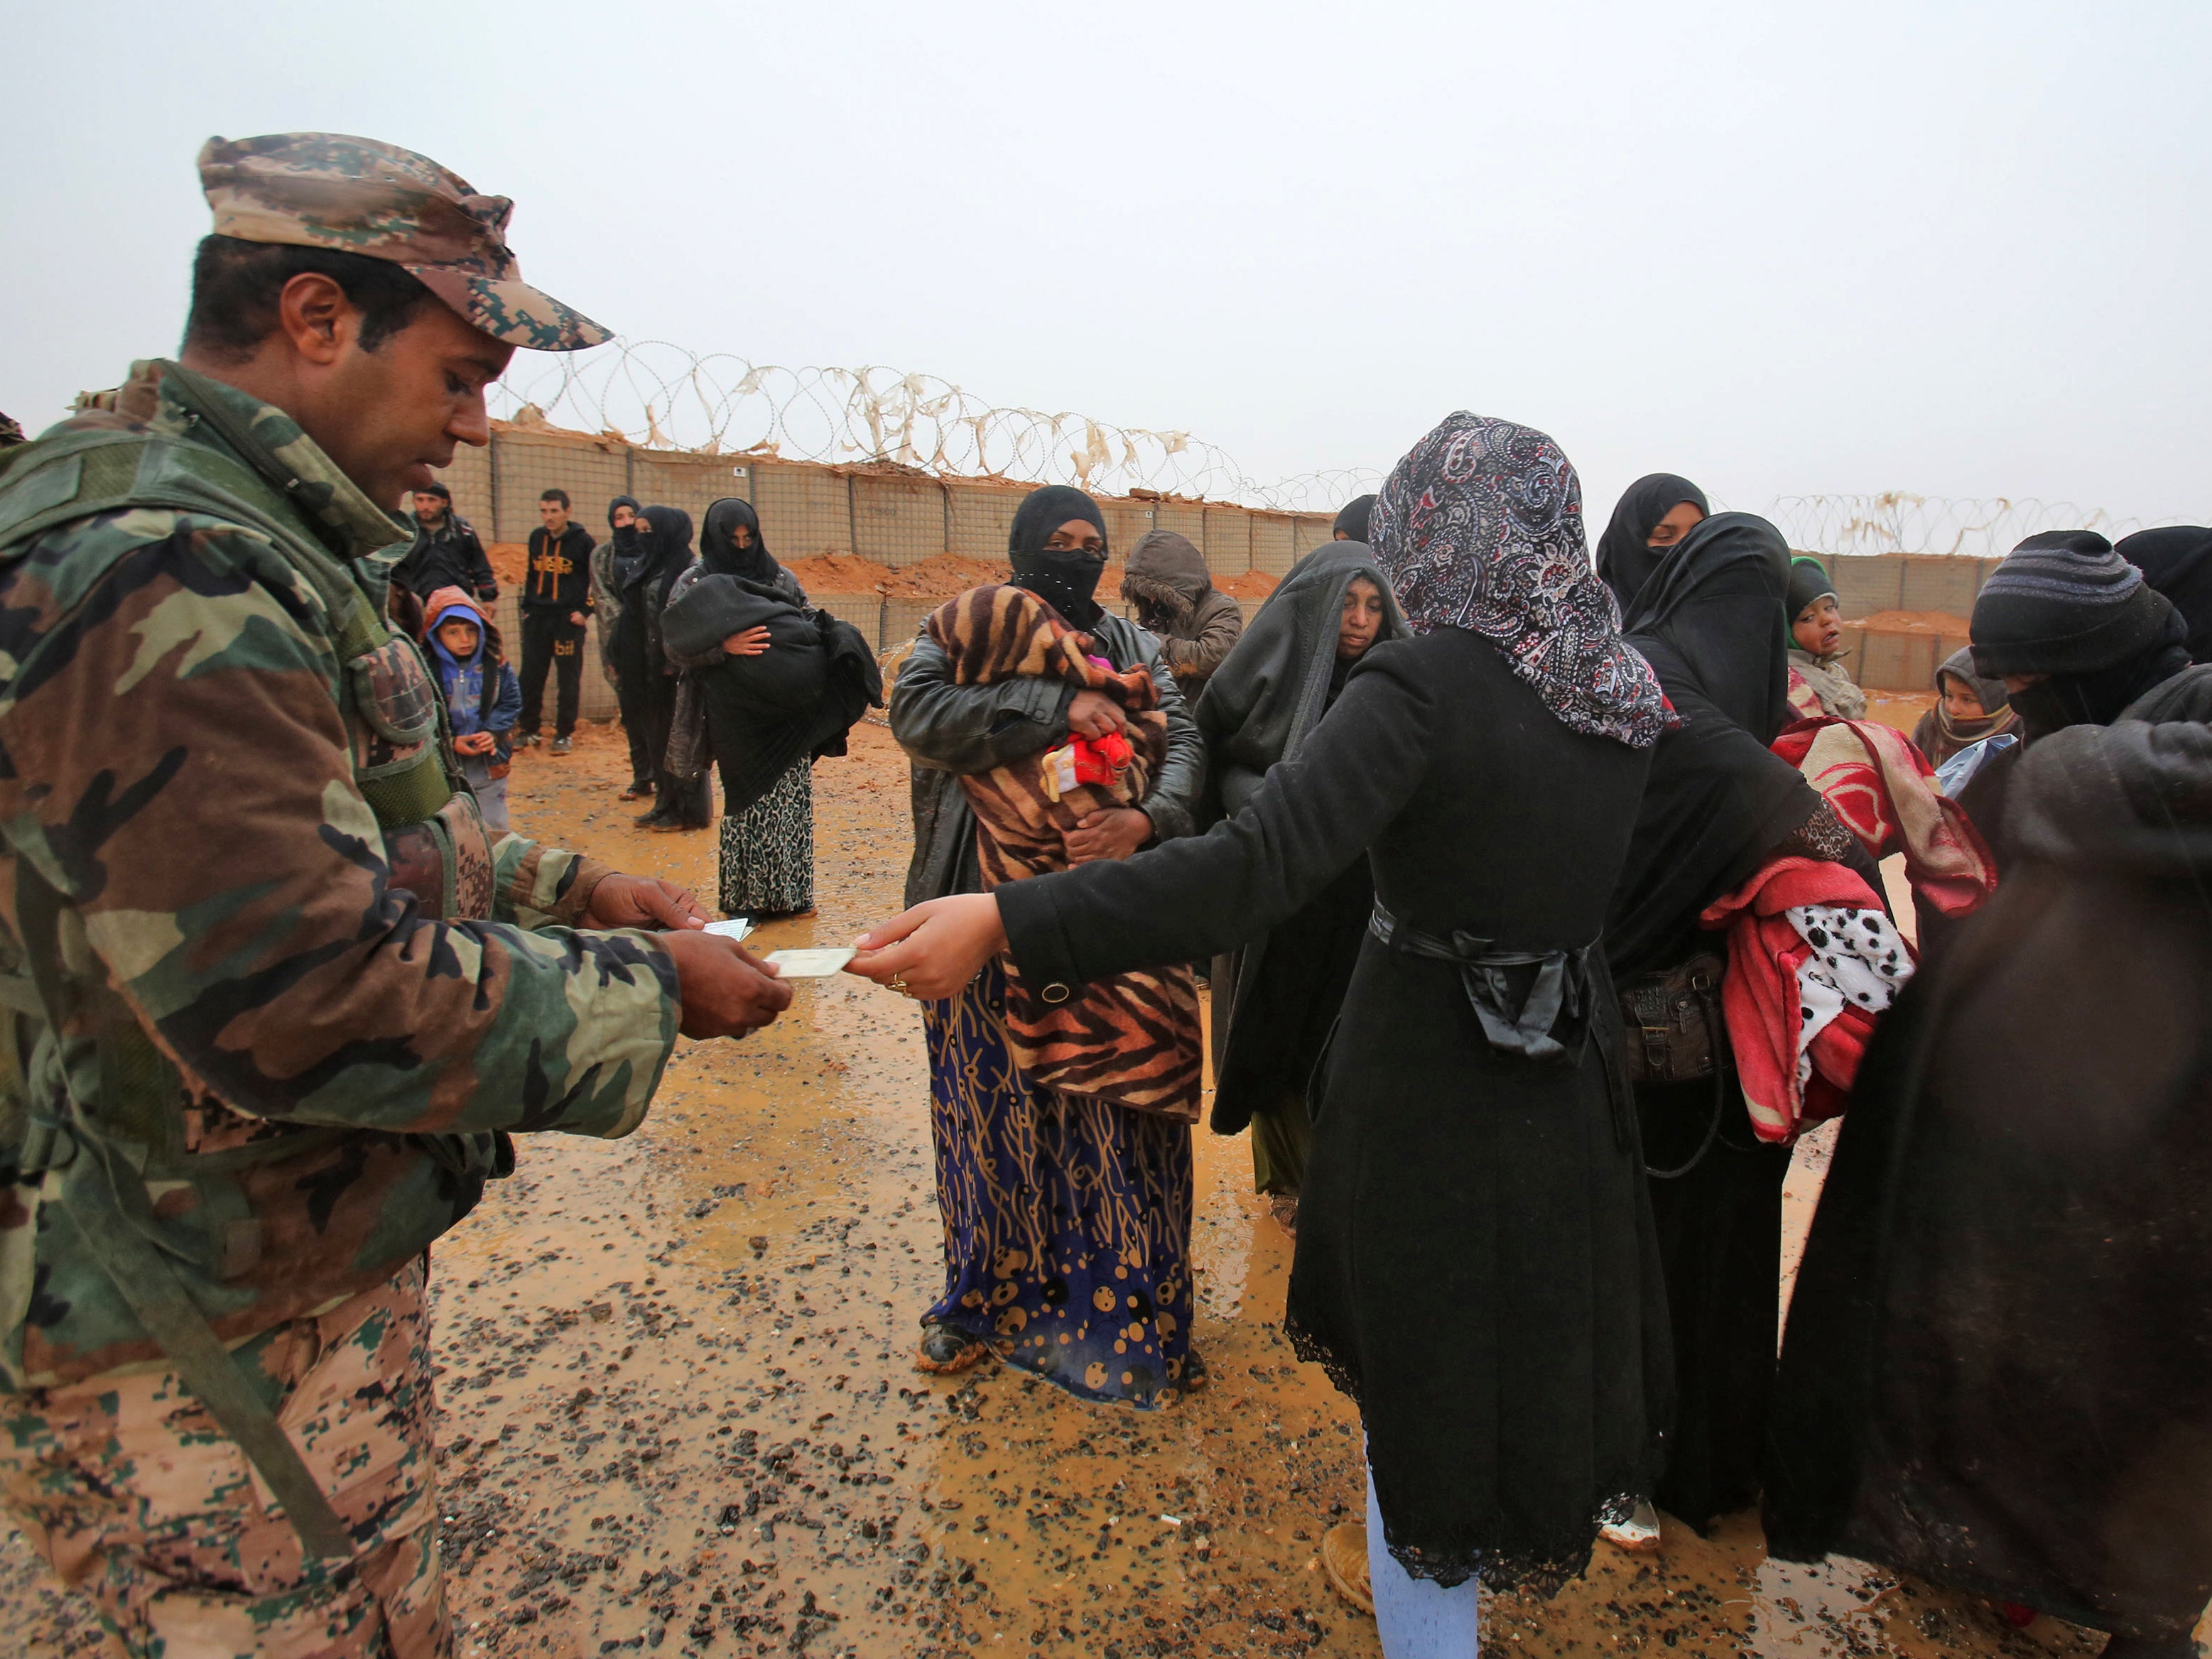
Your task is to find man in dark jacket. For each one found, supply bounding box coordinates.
[391,479,497,603]
[1118,529,1245,699]
[518,486,596,752]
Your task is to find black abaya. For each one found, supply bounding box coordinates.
[620,506,710,826]
[1605,511,1829,1533]
[1000,629,1671,1592]
[1767,666,2212,1643]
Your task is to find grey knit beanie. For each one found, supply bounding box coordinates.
[1970,531,2175,678]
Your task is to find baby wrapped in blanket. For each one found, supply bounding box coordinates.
[923,584,1202,1120]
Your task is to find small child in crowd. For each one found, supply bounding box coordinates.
[423,587,523,833]
[1784,555,1867,719]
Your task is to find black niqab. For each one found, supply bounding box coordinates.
[1595,473,1710,616]
[1621,510,1794,744]
[607,494,644,583]
[700,496,778,584]
[1607,511,1821,978]
[1008,484,1109,628]
[630,504,694,590]
[2118,525,2212,663]
[1332,494,1376,542]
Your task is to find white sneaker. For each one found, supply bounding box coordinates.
[1599,1498,1662,1552]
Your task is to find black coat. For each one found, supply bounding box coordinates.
[999,628,1670,1592]
[392,513,495,602]
[1767,664,2212,1642]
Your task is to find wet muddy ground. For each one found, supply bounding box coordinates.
[0,709,2127,1658]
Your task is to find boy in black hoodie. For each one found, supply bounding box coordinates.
[518,488,596,752]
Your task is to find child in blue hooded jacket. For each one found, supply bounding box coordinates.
[423,585,523,832]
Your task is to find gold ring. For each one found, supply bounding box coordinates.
[889,975,910,996]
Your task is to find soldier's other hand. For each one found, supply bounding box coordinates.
[585,874,710,931]
[663,932,791,1038]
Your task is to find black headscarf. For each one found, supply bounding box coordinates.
[1196,542,1409,818]
[1332,494,1376,542]
[1608,511,1818,978]
[1008,485,1109,628]
[607,494,644,585]
[700,497,778,584]
[630,504,695,592]
[1595,473,1710,616]
[1621,510,1794,744]
[2118,526,2212,664]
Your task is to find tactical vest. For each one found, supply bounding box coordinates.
[0,384,502,1557]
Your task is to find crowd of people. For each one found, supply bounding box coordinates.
[3,127,2210,1659]
[850,447,2212,1659]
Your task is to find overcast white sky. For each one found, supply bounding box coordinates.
[9,0,2208,537]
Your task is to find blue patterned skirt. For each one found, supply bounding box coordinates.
[923,958,1196,1408]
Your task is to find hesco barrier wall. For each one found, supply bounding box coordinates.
[440,432,2037,702]
[432,423,1341,580]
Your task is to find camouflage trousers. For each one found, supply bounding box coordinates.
[0,1256,450,1658]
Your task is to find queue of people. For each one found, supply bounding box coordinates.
[848,444,2212,1659]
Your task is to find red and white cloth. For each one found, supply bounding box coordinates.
[1772,715,1997,919]
[1700,855,1916,1143]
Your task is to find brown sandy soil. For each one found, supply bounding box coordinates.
[0,716,2119,1659]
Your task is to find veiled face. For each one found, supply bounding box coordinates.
[1647,500,1705,548]
[1044,518,1105,554]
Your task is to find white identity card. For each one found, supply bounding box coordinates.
[704,919,755,942]
[766,948,856,979]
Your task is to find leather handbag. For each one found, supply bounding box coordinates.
[1616,952,1727,1085]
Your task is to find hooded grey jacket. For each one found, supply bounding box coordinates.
[891,610,1205,907]
[1119,531,1245,693]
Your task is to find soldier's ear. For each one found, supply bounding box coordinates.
[276,272,356,365]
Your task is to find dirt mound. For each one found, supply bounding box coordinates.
[1848,609,1971,635]
[487,540,530,587]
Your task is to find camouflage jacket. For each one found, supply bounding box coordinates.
[0,361,679,1388]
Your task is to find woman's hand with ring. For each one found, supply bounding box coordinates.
[847,895,1007,1000]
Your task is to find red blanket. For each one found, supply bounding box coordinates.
[1772,715,1996,919]
[1701,855,1915,1143]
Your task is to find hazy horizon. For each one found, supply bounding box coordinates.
[9,0,2208,543]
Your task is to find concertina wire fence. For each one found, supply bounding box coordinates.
[492,340,2159,559]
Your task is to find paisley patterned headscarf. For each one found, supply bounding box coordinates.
[1370,411,1676,748]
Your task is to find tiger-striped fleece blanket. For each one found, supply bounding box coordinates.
[925,584,1201,1122]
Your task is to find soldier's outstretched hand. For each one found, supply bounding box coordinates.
[585,874,711,931]
[661,932,793,1038]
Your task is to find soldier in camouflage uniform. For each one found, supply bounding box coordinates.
[0,133,793,1657]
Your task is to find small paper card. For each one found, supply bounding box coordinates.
[704,919,754,942]
[765,947,856,979]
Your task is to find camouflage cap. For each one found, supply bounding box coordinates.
[197,133,609,353]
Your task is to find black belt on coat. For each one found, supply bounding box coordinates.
[1367,901,1595,1063]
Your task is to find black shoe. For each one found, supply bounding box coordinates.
[514,731,541,749]
[914,1322,987,1375]
[1180,1346,1209,1391]
[634,807,671,827]
[550,736,572,755]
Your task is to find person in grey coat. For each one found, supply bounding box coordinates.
[888,484,1207,1393]
[1119,529,1245,699]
